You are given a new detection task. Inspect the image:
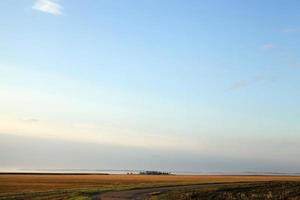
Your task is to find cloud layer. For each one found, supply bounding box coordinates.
[32,0,62,15]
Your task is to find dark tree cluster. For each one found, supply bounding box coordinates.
[139,171,171,175]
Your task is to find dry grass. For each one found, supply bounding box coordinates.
[1,174,300,196]
[155,181,300,200]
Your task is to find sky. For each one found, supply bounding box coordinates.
[1,0,300,173]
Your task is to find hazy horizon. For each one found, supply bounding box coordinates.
[1,0,300,172]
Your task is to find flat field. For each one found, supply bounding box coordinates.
[154,181,300,200]
[1,174,300,199]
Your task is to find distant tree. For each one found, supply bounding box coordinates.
[139,171,171,175]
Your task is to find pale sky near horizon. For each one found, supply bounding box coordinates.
[1,0,300,172]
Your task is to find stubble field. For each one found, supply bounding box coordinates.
[1,174,300,199]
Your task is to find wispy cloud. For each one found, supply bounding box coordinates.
[281,28,299,33]
[254,75,267,82]
[32,0,62,15]
[229,80,249,91]
[262,43,275,50]
[229,76,267,91]
[20,118,39,123]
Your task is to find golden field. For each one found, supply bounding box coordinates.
[1,174,300,195]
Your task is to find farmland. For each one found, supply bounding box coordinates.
[154,181,300,200]
[1,174,300,199]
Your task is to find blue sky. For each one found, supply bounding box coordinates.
[1,0,300,172]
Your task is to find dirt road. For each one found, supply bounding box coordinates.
[94,183,228,200]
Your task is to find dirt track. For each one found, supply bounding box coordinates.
[94,183,228,200]
[95,181,300,200]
